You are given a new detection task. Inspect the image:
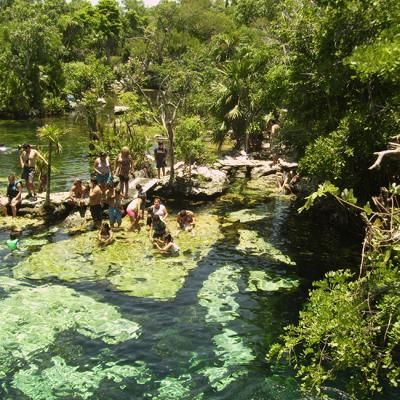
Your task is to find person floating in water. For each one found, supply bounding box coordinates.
[97,222,114,247]
[19,143,47,199]
[176,209,195,233]
[154,233,180,255]
[1,174,23,218]
[6,228,22,251]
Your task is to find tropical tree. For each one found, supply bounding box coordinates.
[37,124,66,205]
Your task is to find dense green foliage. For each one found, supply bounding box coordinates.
[1,0,398,192]
[270,183,400,398]
[1,1,400,396]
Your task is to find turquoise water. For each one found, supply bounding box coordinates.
[0,116,91,191]
[0,119,395,399]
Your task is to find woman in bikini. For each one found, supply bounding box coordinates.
[114,147,134,198]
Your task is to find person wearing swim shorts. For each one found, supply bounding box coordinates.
[126,197,142,231]
[89,178,103,228]
[106,183,122,228]
[19,143,47,198]
[154,141,167,179]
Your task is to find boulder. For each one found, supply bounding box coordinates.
[251,163,280,179]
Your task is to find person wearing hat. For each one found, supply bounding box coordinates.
[154,141,167,179]
[19,143,47,198]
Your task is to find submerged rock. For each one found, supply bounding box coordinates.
[13,212,222,300]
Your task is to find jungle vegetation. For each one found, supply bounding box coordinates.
[0,0,399,398]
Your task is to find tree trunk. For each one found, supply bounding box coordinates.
[45,141,52,205]
[166,121,175,185]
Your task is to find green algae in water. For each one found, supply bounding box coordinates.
[198,264,241,324]
[0,278,140,378]
[13,213,222,300]
[246,270,300,292]
[227,205,270,223]
[12,356,151,400]
[200,328,255,391]
[197,265,255,391]
[153,375,194,400]
[236,229,296,266]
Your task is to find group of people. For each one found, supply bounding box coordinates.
[1,139,169,220]
[96,192,195,256]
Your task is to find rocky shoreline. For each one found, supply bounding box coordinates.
[1,153,299,231]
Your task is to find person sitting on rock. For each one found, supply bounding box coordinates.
[176,209,195,233]
[97,222,114,247]
[154,233,179,255]
[68,178,85,208]
[1,174,23,218]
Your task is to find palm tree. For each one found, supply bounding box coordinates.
[37,124,65,205]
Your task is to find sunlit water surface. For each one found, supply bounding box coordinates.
[0,119,396,400]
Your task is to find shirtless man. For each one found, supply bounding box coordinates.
[176,209,195,232]
[68,178,85,208]
[89,178,103,228]
[19,143,47,198]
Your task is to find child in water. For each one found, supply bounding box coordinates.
[6,228,22,251]
[97,222,114,247]
[154,233,180,255]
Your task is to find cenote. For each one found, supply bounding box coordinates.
[0,119,389,400]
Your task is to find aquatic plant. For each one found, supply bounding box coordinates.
[246,270,299,292]
[14,213,222,300]
[0,278,140,378]
[198,264,241,324]
[236,229,296,266]
[13,356,151,400]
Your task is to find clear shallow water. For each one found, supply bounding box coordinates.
[0,120,395,399]
[0,193,364,400]
[0,116,91,191]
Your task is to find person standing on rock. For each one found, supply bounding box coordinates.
[154,141,167,179]
[89,178,103,228]
[19,143,47,198]
[114,146,134,198]
[94,152,112,193]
